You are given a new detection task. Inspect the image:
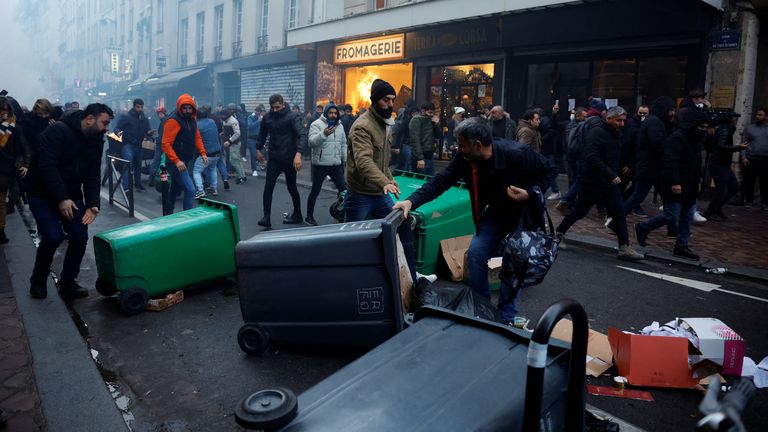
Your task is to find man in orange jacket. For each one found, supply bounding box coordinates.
[161,94,208,213]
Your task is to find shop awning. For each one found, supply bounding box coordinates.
[145,68,208,89]
[126,73,157,93]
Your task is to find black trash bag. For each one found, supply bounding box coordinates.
[412,278,501,322]
[585,410,620,432]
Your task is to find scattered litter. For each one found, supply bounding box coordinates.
[147,290,184,312]
[552,319,614,377]
[587,385,654,401]
[641,319,700,348]
[705,267,728,274]
[613,376,627,389]
[741,356,768,388]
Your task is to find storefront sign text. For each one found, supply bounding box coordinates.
[334,35,405,64]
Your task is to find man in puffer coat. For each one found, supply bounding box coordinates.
[305,102,347,226]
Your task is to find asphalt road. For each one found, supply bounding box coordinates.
[47,170,768,431]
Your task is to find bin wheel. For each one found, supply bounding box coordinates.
[235,387,298,430]
[238,324,269,355]
[121,287,148,316]
[95,278,118,296]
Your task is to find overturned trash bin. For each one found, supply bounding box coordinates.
[93,198,240,315]
[236,210,409,355]
[235,299,588,431]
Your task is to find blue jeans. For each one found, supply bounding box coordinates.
[344,191,417,282]
[216,156,229,180]
[121,145,143,190]
[622,179,654,215]
[193,156,220,193]
[638,201,694,246]
[412,158,434,176]
[28,196,89,284]
[560,160,582,205]
[542,154,560,194]
[467,210,521,321]
[165,162,196,213]
[149,141,163,177]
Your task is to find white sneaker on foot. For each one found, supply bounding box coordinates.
[252,170,259,177]
[547,192,561,201]
[693,211,707,223]
[416,272,437,283]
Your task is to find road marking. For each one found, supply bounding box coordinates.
[99,191,151,222]
[617,266,768,303]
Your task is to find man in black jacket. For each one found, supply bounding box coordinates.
[704,112,747,221]
[255,94,308,227]
[393,117,552,322]
[555,107,644,261]
[25,103,113,299]
[115,98,152,192]
[619,105,648,216]
[635,109,711,261]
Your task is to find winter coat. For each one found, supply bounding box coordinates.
[161,94,206,164]
[635,97,675,181]
[661,110,710,205]
[515,119,542,153]
[710,125,740,166]
[115,108,151,148]
[409,114,435,161]
[491,117,516,140]
[743,122,768,161]
[0,115,30,184]
[581,122,621,187]
[197,118,222,156]
[221,115,241,145]
[24,111,102,209]
[407,139,552,230]
[256,106,308,162]
[246,114,260,147]
[309,115,347,166]
[620,115,642,173]
[346,107,394,196]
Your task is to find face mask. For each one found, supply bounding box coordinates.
[570,114,575,121]
[695,103,704,109]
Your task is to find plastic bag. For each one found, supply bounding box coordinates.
[412,278,501,322]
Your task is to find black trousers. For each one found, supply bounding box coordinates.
[706,164,739,215]
[742,159,768,205]
[306,164,346,218]
[556,184,630,246]
[263,157,301,218]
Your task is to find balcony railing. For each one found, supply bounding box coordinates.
[196,49,203,65]
[232,41,243,58]
[214,45,223,61]
[257,35,268,54]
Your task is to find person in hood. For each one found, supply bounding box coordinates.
[161,94,208,213]
[255,93,308,227]
[635,109,711,261]
[704,111,747,220]
[114,98,152,192]
[25,103,113,299]
[305,102,347,226]
[0,96,31,243]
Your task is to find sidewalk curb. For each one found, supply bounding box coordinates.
[5,212,128,432]
[565,232,768,283]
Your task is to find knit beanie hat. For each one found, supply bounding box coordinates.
[370,79,396,103]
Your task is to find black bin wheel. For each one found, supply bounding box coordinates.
[121,287,148,316]
[235,387,298,430]
[238,324,269,356]
[95,277,118,296]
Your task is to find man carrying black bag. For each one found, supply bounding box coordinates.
[393,117,553,323]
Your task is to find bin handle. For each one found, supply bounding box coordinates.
[380,210,406,333]
[522,299,587,432]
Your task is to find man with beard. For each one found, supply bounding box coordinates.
[393,116,552,323]
[25,103,113,299]
[635,109,711,261]
[255,94,307,227]
[741,107,768,209]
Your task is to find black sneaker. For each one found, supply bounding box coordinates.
[223,180,231,191]
[305,216,318,226]
[673,245,700,261]
[236,177,247,184]
[634,224,648,247]
[705,212,725,222]
[29,276,47,299]
[283,213,303,224]
[257,216,271,228]
[59,281,89,300]
[0,230,8,245]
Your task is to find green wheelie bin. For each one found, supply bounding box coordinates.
[93,198,240,315]
[393,170,475,275]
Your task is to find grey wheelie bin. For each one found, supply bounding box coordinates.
[235,210,408,355]
[93,198,240,315]
[234,299,588,431]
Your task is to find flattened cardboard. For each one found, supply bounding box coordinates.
[396,237,414,313]
[440,235,472,282]
[147,290,184,312]
[608,328,700,388]
[552,319,614,377]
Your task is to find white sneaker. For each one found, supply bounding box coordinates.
[604,217,613,228]
[693,211,707,223]
[325,175,331,181]
[547,192,561,201]
[416,272,437,283]
[659,205,664,211]
[252,170,259,177]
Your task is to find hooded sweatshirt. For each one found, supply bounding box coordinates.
[308,103,347,166]
[161,94,206,164]
[634,96,675,181]
[662,109,710,205]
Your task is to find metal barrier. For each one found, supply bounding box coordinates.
[105,154,134,218]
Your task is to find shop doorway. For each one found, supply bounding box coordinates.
[428,64,495,119]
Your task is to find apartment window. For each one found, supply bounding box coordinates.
[260,0,269,38]
[214,5,223,60]
[233,0,243,43]
[288,0,298,29]
[179,18,188,66]
[196,12,205,64]
[128,8,133,41]
[156,0,164,32]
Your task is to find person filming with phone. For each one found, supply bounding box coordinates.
[305,102,347,226]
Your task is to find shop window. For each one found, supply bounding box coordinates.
[429,63,494,118]
[344,63,412,115]
[527,63,556,110]
[637,56,686,108]
[592,59,636,110]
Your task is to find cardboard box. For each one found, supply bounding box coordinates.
[147,290,184,312]
[608,328,701,388]
[141,139,156,151]
[440,235,500,290]
[680,317,745,376]
[552,320,614,378]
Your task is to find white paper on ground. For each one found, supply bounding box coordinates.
[754,356,768,388]
[741,356,756,377]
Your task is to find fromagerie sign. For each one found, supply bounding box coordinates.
[334,35,405,64]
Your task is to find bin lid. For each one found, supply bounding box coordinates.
[394,173,471,221]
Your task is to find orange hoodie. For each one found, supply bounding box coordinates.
[161,93,206,164]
